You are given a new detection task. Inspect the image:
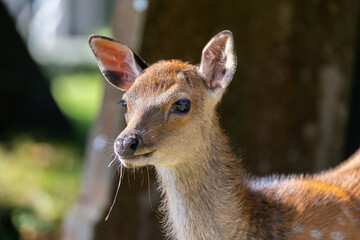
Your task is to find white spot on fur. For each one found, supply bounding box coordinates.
[330,232,344,240]
[92,134,107,151]
[337,217,345,225]
[311,230,323,239]
[292,224,303,232]
[341,206,351,217]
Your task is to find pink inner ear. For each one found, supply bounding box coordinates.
[201,36,228,92]
[90,37,139,90]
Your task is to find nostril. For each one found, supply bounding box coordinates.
[129,137,139,151]
[115,134,141,157]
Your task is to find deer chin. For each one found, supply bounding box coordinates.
[117,151,155,168]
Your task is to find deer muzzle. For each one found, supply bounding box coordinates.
[114,133,141,158]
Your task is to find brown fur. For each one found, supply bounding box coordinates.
[89,32,360,240]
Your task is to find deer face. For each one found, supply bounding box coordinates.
[89,31,237,168]
[116,62,209,167]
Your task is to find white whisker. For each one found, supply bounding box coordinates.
[108,155,118,167]
[105,164,124,221]
[147,166,153,210]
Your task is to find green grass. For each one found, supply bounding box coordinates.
[0,138,82,237]
[0,70,104,239]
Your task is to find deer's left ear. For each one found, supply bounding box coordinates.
[89,35,148,91]
[199,30,237,97]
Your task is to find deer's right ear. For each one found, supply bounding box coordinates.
[88,35,148,91]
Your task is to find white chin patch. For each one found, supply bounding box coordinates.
[119,156,149,168]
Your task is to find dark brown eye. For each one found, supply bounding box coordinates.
[173,100,191,113]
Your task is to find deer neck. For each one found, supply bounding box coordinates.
[155,120,250,239]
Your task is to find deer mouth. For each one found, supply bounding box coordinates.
[118,151,155,168]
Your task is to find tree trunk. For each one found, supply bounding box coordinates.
[61,0,162,240]
[93,0,163,239]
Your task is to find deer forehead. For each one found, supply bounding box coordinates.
[125,85,191,113]
[125,60,204,105]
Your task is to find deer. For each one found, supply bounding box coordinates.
[88,30,360,240]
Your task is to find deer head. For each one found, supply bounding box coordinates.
[89,31,237,168]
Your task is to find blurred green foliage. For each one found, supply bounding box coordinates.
[51,71,104,141]
[0,70,104,239]
[0,137,82,238]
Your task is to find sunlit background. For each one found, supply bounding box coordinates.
[1,0,111,238]
[0,0,359,239]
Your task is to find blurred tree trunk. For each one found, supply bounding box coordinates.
[93,0,163,239]
[62,0,162,240]
[141,0,359,175]
[61,84,123,240]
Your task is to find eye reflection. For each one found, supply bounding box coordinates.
[173,100,191,113]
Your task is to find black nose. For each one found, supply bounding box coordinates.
[115,134,140,157]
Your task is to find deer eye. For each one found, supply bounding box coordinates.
[118,100,127,112]
[173,100,191,113]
